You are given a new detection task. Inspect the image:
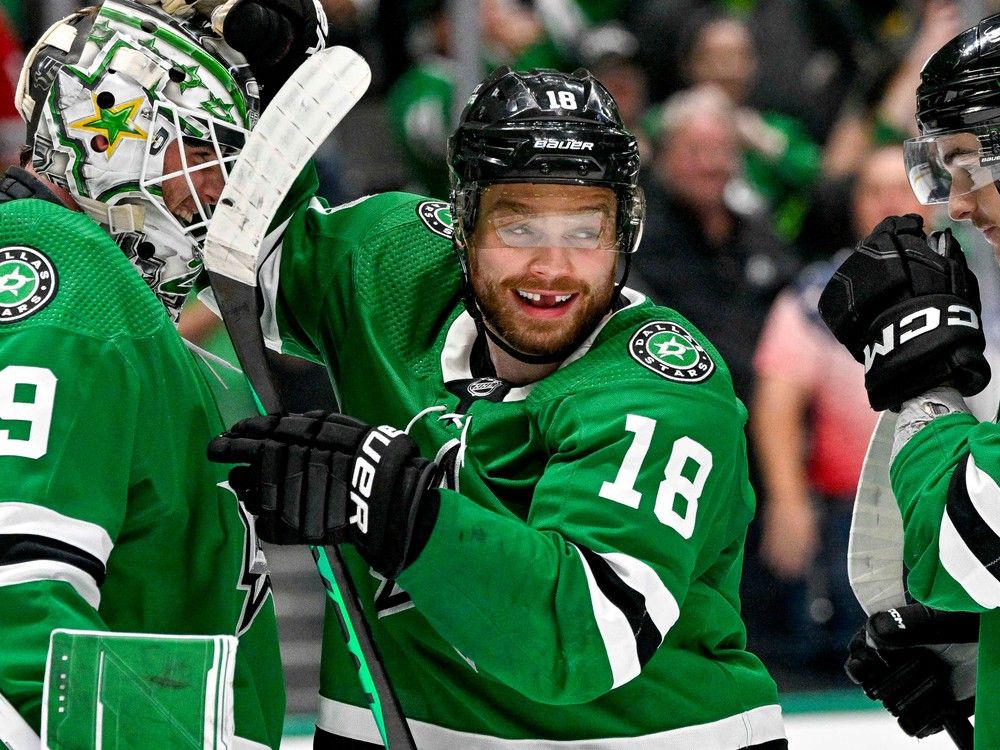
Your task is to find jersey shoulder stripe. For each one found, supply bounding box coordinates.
[940,453,1000,607]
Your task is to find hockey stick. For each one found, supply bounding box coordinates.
[850,411,976,749]
[848,231,979,749]
[201,46,415,750]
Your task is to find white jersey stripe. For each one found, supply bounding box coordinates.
[0,559,101,608]
[0,502,113,563]
[317,697,786,749]
[596,550,679,639]
[964,456,1000,540]
[574,544,641,688]
[939,507,1000,608]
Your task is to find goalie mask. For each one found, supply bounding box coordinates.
[447,67,644,364]
[15,0,259,321]
[904,13,1000,206]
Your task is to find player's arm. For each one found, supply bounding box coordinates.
[402,384,745,703]
[0,334,137,730]
[251,191,427,372]
[816,214,1000,612]
[209,381,746,703]
[889,401,1000,612]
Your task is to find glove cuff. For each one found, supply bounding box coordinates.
[864,294,989,410]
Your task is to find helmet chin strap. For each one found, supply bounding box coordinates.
[460,251,633,369]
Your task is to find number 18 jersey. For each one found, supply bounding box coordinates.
[261,186,784,748]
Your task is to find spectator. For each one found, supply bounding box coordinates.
[676,9,822,242]
[385,0,626,196]
[633,84,798,405]
[823,0,961,178]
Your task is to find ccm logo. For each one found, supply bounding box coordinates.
[349,425,403,533]
[864,304,980,371]
[533,138,594,151]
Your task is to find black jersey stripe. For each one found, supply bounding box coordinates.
[577,545,663,667]
[945,453,1000,583]
[0,533,107,586]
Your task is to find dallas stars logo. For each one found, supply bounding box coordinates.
[69,95,148,157]
[628,321,715,383]
[0,266,33,298]
[416,200,454,239]
[0,246,58,323]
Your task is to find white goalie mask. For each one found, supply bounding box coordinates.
[15,0,259,321]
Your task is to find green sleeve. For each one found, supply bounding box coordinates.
[891,412,1000,612]
[399,382,752,704]
[269,192,429,375]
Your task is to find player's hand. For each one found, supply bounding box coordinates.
[214,0,329,105]
[844,603,978,739]
[208,411,440,578]
[817,214,989,411]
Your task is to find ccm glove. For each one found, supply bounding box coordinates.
[818,214,989,411]
[216,0,328,106]
[208,411,440,578]
[844,603,978,740]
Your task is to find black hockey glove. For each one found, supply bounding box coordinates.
[208,411,440,578]
[844,603,978,741]
[817,214,989,411]
[219,0,328,106]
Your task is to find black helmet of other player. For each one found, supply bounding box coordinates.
[14,0,258,321]
[447,67,644,363]
[905,13,1000,205]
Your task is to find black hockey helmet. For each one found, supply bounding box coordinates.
[915,13,1000,135]
[448,66,644,256]
[905,13,1000,204]
[446,67,645,365]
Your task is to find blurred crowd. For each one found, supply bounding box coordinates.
[8,0,1000,694]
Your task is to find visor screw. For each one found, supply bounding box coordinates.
[578,163,589,175]
[137,242,156,260]
[96,91,115,110]
[140,20,157,33]
[168,67,186,84]
[539,162,551,175]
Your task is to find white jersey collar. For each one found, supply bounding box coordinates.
[440,287,646,402]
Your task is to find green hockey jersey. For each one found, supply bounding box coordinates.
[891,411,1000,749]
[256,181,784,747]
[0,198,284,748]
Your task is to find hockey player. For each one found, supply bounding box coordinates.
[817,12,1000,749]
[209,68,788,748]
[0,0,323,745]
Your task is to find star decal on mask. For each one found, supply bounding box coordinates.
[69,96,148,157]
[88,20,115,47]
[176,63,205,93]
[200,93,235,124]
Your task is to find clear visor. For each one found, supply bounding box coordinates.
[904,126,1000,204]
[490,210,614,250]
[140,101,248,242]
[476,185,620,252]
